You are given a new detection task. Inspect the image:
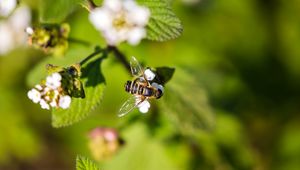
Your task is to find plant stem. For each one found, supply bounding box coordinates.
[107,46,131,73]
[68,38,91,47]
[79,46,103,65]
[86,0,97,10]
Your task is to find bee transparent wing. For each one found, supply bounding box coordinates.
[130,56,144,77]
[118,96,140,117]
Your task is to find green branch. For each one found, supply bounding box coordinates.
[79,46,103,65]
[107,46,131,73]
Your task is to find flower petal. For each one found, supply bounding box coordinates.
[138,100,150,113]
[104,0,122,12]
[0,22,14,55]
[144,69,156,81]
[89,8,113,31]
[59,95,71,109]
[0,0,17,17]
[127,27,146,45]
[27,88,41,103]
[126,4,150,26]
[40,99,50,110]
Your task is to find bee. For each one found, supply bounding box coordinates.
[118,57,164,117]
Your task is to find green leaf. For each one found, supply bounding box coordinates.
[102,123,182,170]
[39,0,81,23]
[154,67,175,85]
[138,0,183,41]
[76,155,100,170]
[52,56,106,127]
[160,68,215,134]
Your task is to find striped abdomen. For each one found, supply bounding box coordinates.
[125,80,153,97]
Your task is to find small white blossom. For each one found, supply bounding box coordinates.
[27,88,41,103]
[0,5,31,55]
[0,0,17,17]
[46,73,62,89]
[25,26,34,35]
[89,0,150,46]
[59,95,71,109]
[151,82,164,93]
[137,99,150,113]
[40,99,50,110]
[144,69,155,81]
[35,84,43,90]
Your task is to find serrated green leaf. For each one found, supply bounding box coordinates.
[160,68,215,134]
[52,56,106,127]
[76,155,100,170]
[39,0,81,23]
[138,0,183,41]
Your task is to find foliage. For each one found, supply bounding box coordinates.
[1,0,300,169]
[138,0,183,41]
[39,0,81,23]
[76,155,100,170]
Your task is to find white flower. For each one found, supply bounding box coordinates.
[46,73,62,89]
[0,5,31,55]
[35,84,43,90]
[0,22,14,54]
[137,99,150,113]
[0,0,17,17]
[144,69,155,81]
[27,88,41,103]
[40,99,50,110]
[25,26,34,35]
[59,95,71,109]
[89,0,150,46]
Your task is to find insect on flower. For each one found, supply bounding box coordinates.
[119,57,164,117]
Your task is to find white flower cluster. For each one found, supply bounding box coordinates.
[27,73,71,110]
[89,0,150,46]
[0,4,31,55]
[136,69,164,114]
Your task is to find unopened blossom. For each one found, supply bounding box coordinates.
[0,5,31,55]
[89,0,150,46]
[25,23,70,56]
[88,127,123,161]
[0,0,17,17]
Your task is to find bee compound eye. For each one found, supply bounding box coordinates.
[68,67,77,76]
[156,89,163,99]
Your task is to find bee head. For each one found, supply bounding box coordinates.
[152,82,164,99]
[155,89,163,99]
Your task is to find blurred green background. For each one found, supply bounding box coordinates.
[1,0,300,169]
